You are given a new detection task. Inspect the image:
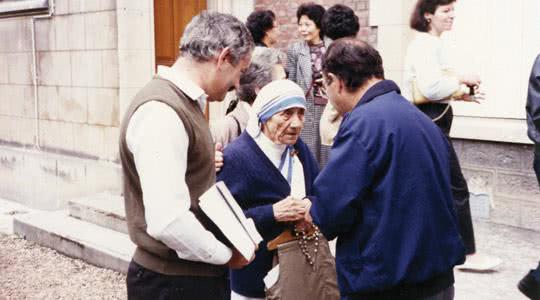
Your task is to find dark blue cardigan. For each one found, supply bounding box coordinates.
[217,132,319,298]
[310,80,465,298]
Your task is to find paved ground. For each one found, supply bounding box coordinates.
[1,197,538,299]
[454,220,540,300]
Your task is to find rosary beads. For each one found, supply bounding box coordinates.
[294,224,321,267]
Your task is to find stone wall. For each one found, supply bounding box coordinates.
[0,0,154,209]
[455,139,540,231]
[0,1,119,160]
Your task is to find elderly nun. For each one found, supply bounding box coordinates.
[217,79,338,300]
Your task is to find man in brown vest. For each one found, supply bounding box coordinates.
[119,11,254,299]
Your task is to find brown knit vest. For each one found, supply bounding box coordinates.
[119,77,229,276]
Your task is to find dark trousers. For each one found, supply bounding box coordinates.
[532,261,540,281]
[126,260,227,300]
[423,286,454,300]
[347,286,454,300]
[533,145,540,279]
[534,143,540,187]
[417,103,476,254]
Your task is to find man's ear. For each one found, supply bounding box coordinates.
[216,47,232,69]
[326,72,345,92]
[336,76,345,94]
[324,72,335,86]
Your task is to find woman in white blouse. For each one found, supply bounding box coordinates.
[404,0,501,271]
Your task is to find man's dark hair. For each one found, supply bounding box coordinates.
[410,0,456,32]
[296,3,326,39]
[246,10,276,45]
[322,38,384,92]
[322,4,360,40]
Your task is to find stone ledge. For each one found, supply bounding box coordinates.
[13,210,134,273]
[68,192,126,233]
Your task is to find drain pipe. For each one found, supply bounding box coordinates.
[30,0,55,149]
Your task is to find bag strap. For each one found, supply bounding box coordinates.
[431,104,451,122]
[230,114,242,136]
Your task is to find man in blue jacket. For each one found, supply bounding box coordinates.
[518,54,540,300]
[307,38,465,300]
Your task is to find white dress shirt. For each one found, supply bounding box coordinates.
[125,66,232,265]
[403,32,460,102]
[253,133,306,198]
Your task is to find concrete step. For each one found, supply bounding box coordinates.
[13,210,135,274]
[68,193,127,234]
[0,198,36,234]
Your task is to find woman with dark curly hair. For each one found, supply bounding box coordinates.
[286,2,329,167]
[321,4,359,40]
[246,10,278,48]
[319,4,360,146]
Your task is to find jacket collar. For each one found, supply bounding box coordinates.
[356,80,401,108]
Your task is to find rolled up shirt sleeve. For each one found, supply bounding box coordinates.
[126,101,232,265]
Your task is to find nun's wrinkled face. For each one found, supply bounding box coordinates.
[262,107,305,145]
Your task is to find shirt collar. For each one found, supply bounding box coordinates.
[356,80,401,108]
[157,65,208,111]
[254,132,287,168]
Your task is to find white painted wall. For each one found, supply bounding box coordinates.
[448,0,540,120]
[371,0,540,144]
[207,0,253,21]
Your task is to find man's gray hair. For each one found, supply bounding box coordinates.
[237,47,286,104]
[180,11,254,65]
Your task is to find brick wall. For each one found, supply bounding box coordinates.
[0,0,120,161]
[254,0,377,50]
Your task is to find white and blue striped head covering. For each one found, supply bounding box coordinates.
[246,79,306,138]
[246,79,306,184]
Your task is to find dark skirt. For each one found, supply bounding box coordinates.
[416,102,476,255]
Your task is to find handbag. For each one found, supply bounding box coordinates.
[265,225,340,300]
[411,69,466,105]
